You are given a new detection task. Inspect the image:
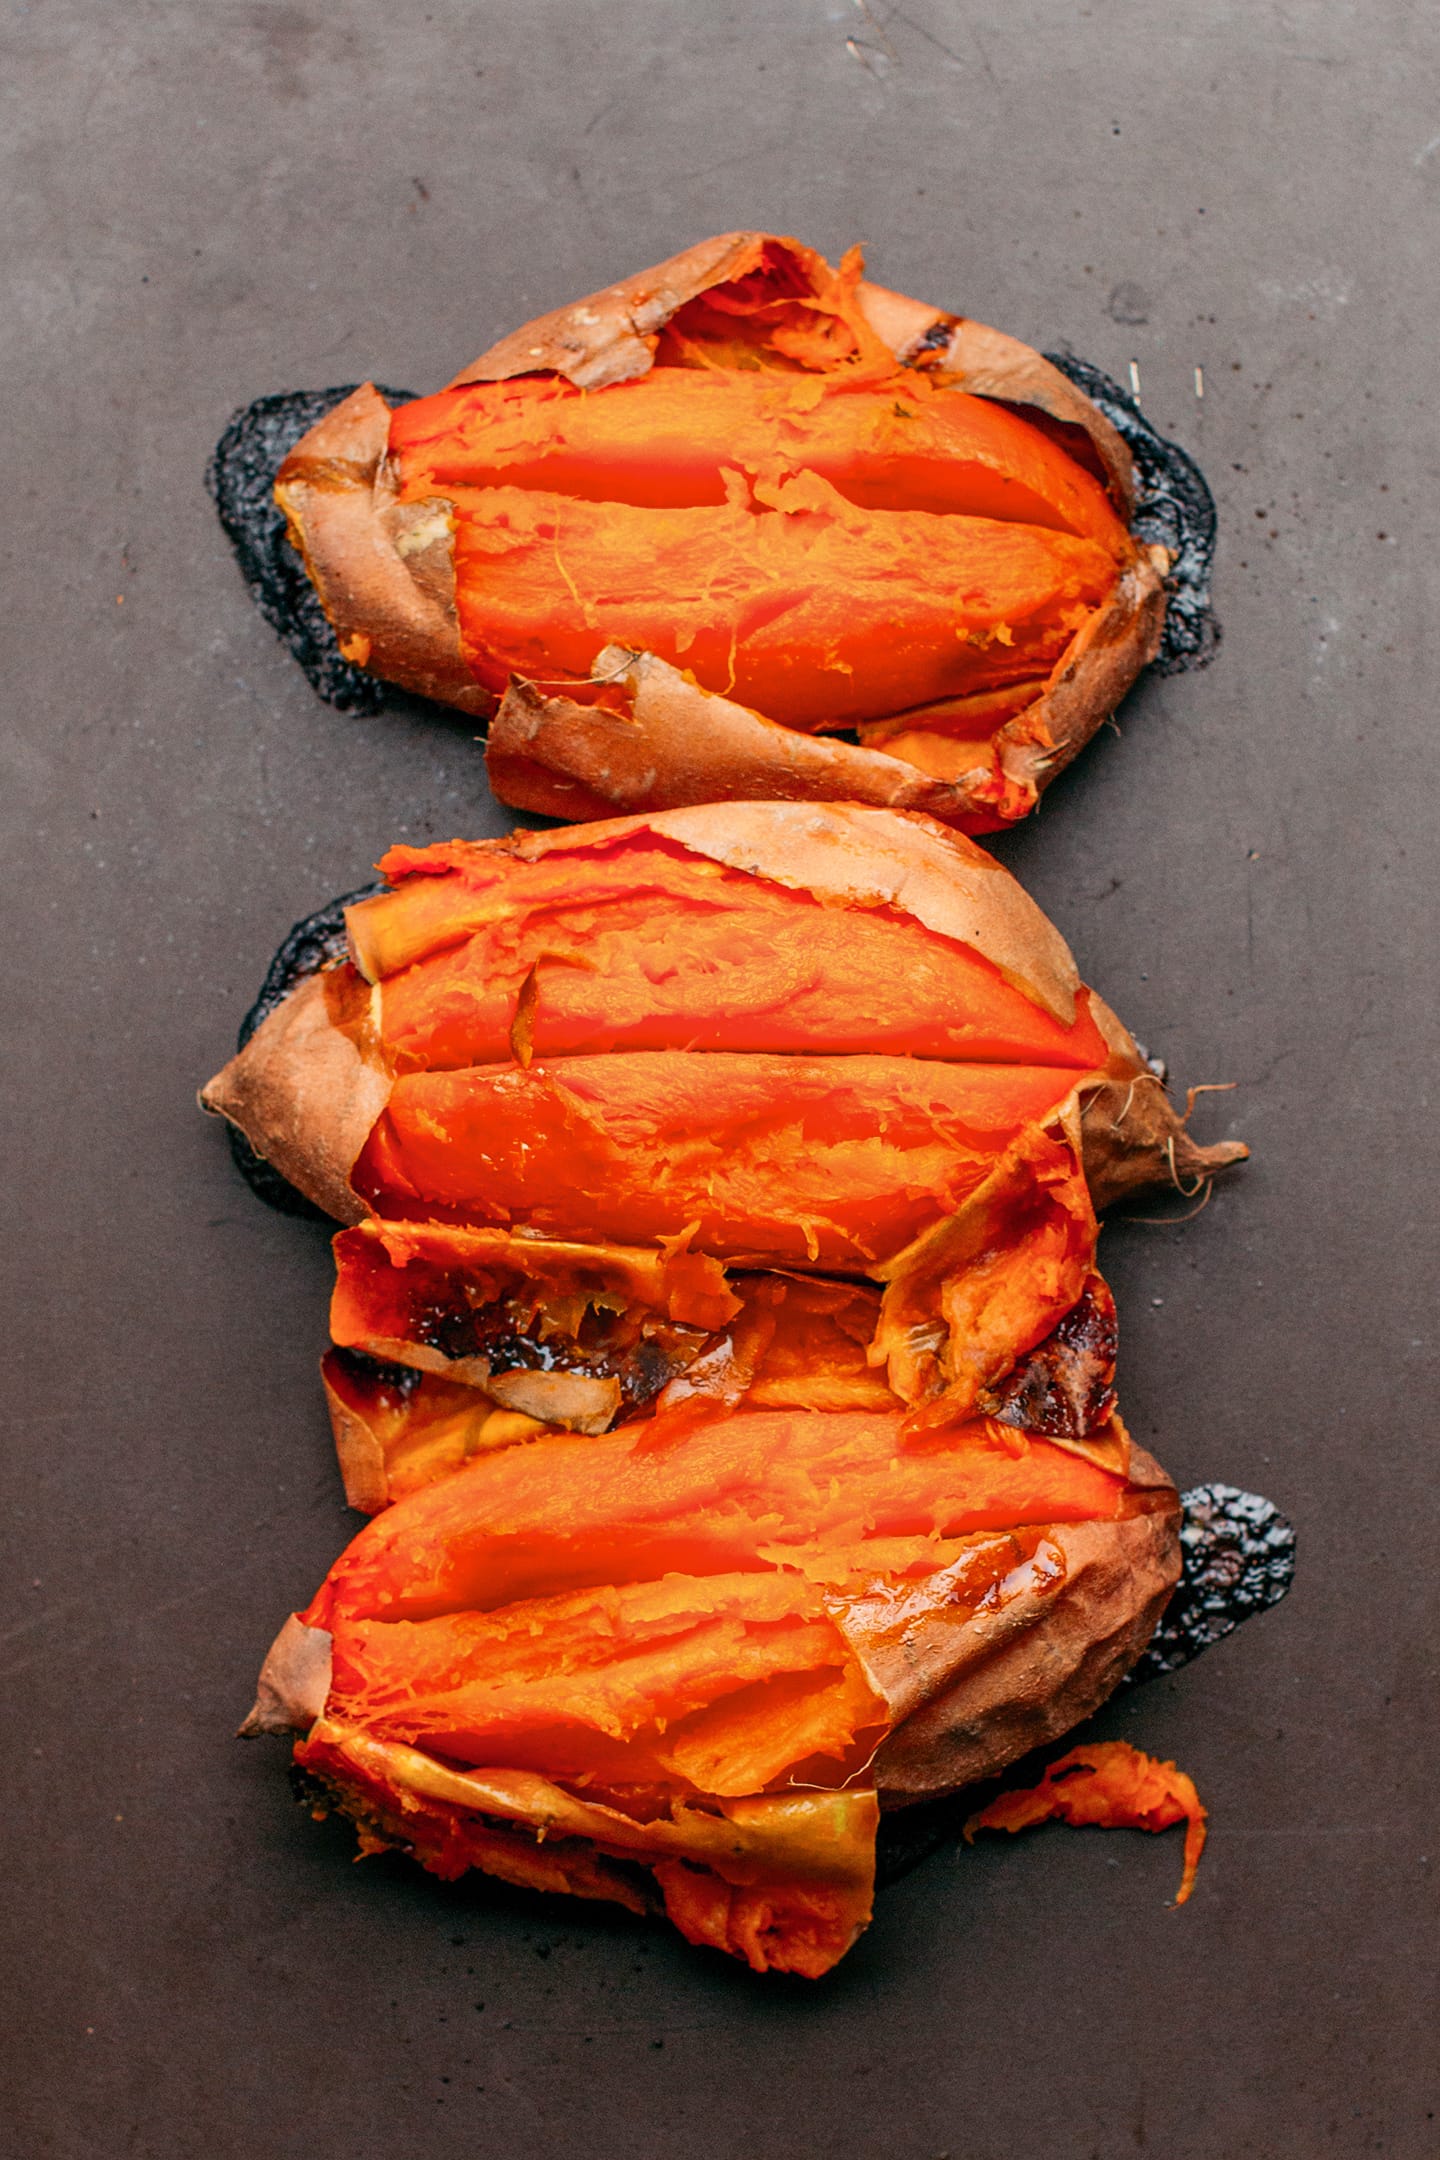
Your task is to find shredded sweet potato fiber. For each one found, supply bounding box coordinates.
[964,1739,1208,1903]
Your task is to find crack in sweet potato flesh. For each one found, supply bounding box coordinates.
[388,281,1130,734]
[297,1401,1139,1972]
[350,833,1108,1071]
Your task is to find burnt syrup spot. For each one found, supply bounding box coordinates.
[1122,1482,1297,1683]
[1043,351,1219,673]
[328,1346,424,1398]
[981,1280,1118,1440]
[207,384,418,710]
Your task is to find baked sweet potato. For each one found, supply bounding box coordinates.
[246,1406,1179,1977]
[203,801,1243,1225]
[201,804,1243,1504]
[276,234,1169,831]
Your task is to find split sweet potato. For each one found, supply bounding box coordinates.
[203,801,1243,1229]
[201,804,1243,1494]
[248,1408,1179,1976]
[277,234,1168,830]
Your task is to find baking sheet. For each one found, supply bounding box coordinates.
[4,4,1436,2154]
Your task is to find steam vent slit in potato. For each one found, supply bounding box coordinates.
[206,804,1248,1974]
[273,233,1175,830]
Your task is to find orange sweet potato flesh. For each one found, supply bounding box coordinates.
[964,1738,1208,1904]
[271,1405,1172,1975]
[338,820,1102,1276]
[354,1051,1086,1269]
[355,831,1110,1073]
[295,1718,881,1979]
[386,248,1131,735]
[437,480,1116,736]
[323,1211,1127,1515]
[201,809,1245,1231]
[389,369,1129,545]
[302,1405,1134,1627]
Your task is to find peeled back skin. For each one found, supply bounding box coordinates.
[276,233,1168,831]
[246,1402,1180,1977]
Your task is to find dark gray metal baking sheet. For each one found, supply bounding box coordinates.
[4,4,1436,2156]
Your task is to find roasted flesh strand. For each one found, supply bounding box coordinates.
[964,1739,1208,1904]
[389,369,1129,542]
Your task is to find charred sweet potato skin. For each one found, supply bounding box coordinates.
[276,234,1167,830]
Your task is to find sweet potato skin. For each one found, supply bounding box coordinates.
[198,971,382,1226]
[485,565,1165,834]
[275,234,1165,830]
[871,1493,1179,1804]
[274,384,485,715]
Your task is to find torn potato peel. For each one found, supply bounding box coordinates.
[276,233,1168,830]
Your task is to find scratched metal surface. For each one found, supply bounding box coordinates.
[3,4,1436,2156]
